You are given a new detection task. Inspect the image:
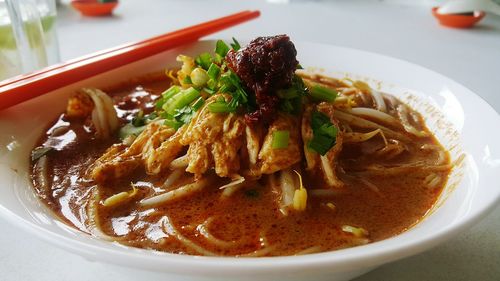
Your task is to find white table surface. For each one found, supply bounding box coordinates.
[2,0,500,280]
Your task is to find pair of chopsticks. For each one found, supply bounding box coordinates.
[0,10,260,111]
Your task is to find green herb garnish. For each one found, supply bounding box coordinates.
[173,106,195,124]
[163,119,183,130]
[215,40,230,57]
[183,75,192,84]
[230,37,241,51]
[309,85,337,102]
[277,75,306,114]
[271,130,290,149]
[195,52,212,70]
[308,111,338,155]
[162,87,200,115]
[156,85,181,109]
[207,63,221,80]
[192,97,205,111]
[131,110,146,127]
[208,101,236,113]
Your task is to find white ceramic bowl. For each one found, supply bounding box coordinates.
[1,41,499,281]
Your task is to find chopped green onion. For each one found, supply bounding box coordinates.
[131,110,146,127]
[162,87,200,115]
[318,123,338,138]
[311,111,331,130]
[309,85,337,102]
[279,99,294,113]
[173,106,195,124]
[161,85,181,99]
[164,119,183,130]
[218,70,248,107]
[277,75,306,114]
[308,111,338,155]
[277,87,300,99]
[192,97,205,111]
[308,134,334,155]
[156,85,181,109]
[206,78,217,90]
[279,98,302,114]
[195,52,212,70]
[183,75,192,84]
[147,112,158,120]
[230,37,241,51]
[208,101,235,113]
[215,40,230,57]
[190,68,209,87]
[203,87,216,95]
[272,130,290,149]
[207,63,220,80]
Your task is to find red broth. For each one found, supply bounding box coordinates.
[31,74,450,256]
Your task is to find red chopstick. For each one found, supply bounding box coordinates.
[0,10,260,110]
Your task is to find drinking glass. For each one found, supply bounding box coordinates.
[0,0,59,81]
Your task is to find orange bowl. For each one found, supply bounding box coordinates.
[71,1,118,17]
[432,7,485,28]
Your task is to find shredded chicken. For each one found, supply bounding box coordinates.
[258,113,301,174]
[180,98,245,178]
[245,125,262,166]
[91,123,182,182]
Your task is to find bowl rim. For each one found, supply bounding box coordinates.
[1,39,500,274]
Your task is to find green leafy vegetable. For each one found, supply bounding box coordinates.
[131,110,146,127]
[156,85,181,109]
[308,111,338,155]
[195,52,212,70]
[272,130,290,149]
[215,40,230,57]
[207,63,220,80]
[218,70,248,110]
[173,106,195,124]
[183,75,192,84]
[230,37,241,51]
[208,101,236,113]
[148,38,250,132]
[192,97,205,111]
[309,85,337,102]
[203,87,216,95]
[277,75,306,114]
[162,87,200,115]
[147,112,158,120]
[163,119,183,130]
[279,98,302,114]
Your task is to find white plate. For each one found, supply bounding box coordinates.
[1,40,499,281]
